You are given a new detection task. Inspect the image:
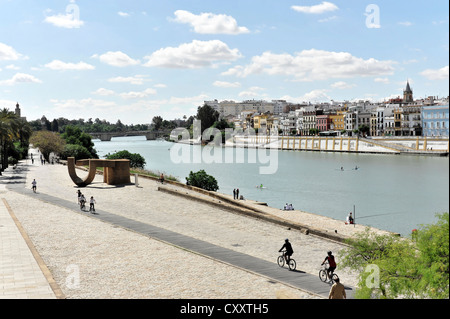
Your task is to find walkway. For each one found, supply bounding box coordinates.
[0,196,58,299]
[2,161,354,299]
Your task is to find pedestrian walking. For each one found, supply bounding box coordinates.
[31,179,37,193]
[328,278,346,299]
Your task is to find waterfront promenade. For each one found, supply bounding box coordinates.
[0,149,396,299]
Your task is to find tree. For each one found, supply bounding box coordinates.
[186,170,219,192]
[29,131,65,161]
[152,116,163,131]
[61,125,98,159]
[0,108,20,172]
[196,104,219,133]
[339,213,449,299]
[60,144,92,161]
[105,150,146,169]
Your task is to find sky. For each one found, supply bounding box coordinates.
[0,0,448,125]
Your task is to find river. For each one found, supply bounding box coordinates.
[93,136,449,236]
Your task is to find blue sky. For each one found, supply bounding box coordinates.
[0,0,448,124]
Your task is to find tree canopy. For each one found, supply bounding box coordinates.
[29,130,65,161]
[186,170,219,192]
[105,150,146,169]
[339,212,449,299]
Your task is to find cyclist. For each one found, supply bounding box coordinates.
[321,251,337,279]
[89,196,96,213]
[79,193,86,210]
[279,239,294,264]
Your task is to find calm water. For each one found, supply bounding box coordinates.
[94,136,449,236]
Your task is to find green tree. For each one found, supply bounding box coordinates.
[186,170,219,192]
[152,116,163,131]
[29,131,65,161]
[339,213,449,299]
[60,144,92,161]
[61,125,98,159]
[0,109,20,172]
[196,104,219,133]
[105,150,146,169]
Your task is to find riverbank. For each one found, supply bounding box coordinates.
[174,135,449,156]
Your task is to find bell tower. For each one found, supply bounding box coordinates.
[15,102,21,117]
[403,81,413,103]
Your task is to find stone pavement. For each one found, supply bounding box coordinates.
[0,198,60,299]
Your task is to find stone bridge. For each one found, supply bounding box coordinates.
[89,130,169,141]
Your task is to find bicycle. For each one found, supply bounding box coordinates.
[319,262,339,283]
[277,251,296,271]
[79,200,86,211]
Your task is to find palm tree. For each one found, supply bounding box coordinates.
[0,108,20,173]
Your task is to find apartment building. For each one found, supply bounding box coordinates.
[422,105,449,137]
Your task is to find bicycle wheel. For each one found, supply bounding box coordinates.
[319,269,327,282]
[277,256,285,268]
[331,273,339,283]
[288,259,296,271]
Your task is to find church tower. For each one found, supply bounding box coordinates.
[15,102,21,117]
[403,81,413,103]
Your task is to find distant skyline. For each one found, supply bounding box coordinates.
[0,0,448,124]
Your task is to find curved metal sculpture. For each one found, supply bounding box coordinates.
[67,157,131,187]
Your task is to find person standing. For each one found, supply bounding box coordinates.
[31,179,37,193]
[236,188,239,200]
[328,278,346,299]
[233,189,236,200]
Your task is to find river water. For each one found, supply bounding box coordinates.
[93,136,449,236]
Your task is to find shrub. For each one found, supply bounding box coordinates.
[186,170,219,192]
[105,150,146,169]
[60,144,92,161]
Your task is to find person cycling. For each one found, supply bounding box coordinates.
[79,194,86,209]
[279,239,294,264]
[89,196,96,213]
[321,251,337,279]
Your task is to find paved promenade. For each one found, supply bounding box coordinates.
[0,150,375,299]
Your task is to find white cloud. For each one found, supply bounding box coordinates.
[420,65,449,80]
[92,88,115,96]
[5,64,20,70]
[154,83,167,88]
[173,10,250,34]
[222,49,395,81]
[93,51,140,67]
[238,86,266,97]
[108,75,149,85]
[50,98,116,110]
[45,60,95,70]
[374,77,390,84]
[0,73,42,85]
[119,88,157,100]
[331,81,356,89]
[280,89,331,103]
[0,43,24,61]
[213,81,241,88]
[118,12,130,17]
[143,40,242,69]
[44,13,84,29]
[291,2,338,14]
